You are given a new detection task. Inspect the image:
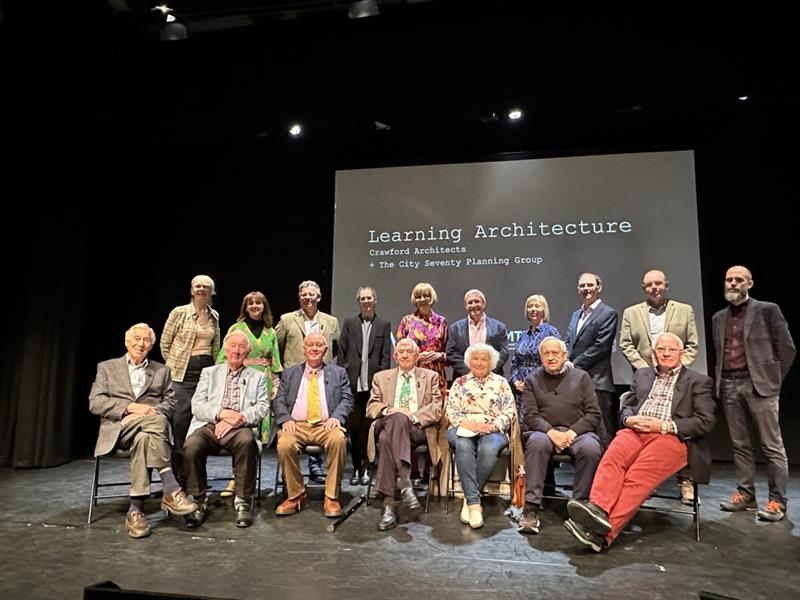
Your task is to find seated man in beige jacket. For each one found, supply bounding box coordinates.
[366,338,442,531]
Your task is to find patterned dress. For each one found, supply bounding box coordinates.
[510,322,561,385]
[217,321,283,442]
[397,310,448,397]
[509,321,560,430]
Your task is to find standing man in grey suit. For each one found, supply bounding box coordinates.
[447,289,509,378]
[274,332,354,518]
[566,272,619,448]
[89,323,197,539]
[339,285,392,486]
[715,265,795,522]
[183,329,269,528]
[276,279,340,482]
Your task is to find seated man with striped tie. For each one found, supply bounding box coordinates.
[366,338,442,530]
[274,332,354,517]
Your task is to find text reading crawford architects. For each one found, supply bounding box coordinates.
[365,219,633,270]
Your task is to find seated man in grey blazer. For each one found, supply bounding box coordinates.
[89,323,197,539]
[518,337,603,535]
[274,332,354,518]
[447,289,509,378]
[366,338,442,531]
[183,329,269,528]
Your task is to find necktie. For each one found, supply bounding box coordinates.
[398,373,411,410]
[307,369,321,424]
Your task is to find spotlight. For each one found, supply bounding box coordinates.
[151,5,187,41]
[374,120,391,131]
[289,124,303,137]
[738,95,749,102]
[508,108,523,120]
[348,0,379,19]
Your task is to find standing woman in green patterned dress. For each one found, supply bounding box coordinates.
[217,291,283,495]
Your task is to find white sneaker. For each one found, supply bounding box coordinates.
[460,500,470,524]
[469,506,484,529]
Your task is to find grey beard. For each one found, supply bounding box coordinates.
[725,290,746,304]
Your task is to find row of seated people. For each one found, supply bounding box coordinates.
[90,321,714,553]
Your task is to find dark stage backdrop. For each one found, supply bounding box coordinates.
[332,150,707,383]
[1,5,798,466]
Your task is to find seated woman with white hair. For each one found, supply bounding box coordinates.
[446,342,516,528]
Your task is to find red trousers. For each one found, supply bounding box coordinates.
[590,429,687,544]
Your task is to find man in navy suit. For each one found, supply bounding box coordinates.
[447,289,509,378]
[274,332,354,518]
[714,265,795,521]
[566,272,619,447]
[339,285,393,485]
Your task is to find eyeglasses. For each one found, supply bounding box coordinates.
[655,347,681,354]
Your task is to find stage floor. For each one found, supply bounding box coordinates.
[0,453,797,600]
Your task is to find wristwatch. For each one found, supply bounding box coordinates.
[659,420,669,435]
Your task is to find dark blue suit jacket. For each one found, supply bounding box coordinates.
[712,297,795,397]
[273,362,354,425]
[446,316,509,377]
[565,301,619,392]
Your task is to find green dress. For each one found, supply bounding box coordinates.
[217,321,283,443]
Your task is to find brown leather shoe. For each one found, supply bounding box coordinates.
[324,496,343,518]
[276,492,308,516]
[125,510,151,538]
[161,489,198,516]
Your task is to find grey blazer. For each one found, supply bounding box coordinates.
[187,364,269,438]
[273,362,354,426]
[621,367,716,483]
[89,356,176,457]
[712,297,796,397]
[565,301,619,392]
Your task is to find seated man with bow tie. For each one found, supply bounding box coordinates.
[366,338,442,530]
[274,332,354,518]
[182,329,269,528]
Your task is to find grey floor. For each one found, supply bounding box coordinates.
[0,453,798,600]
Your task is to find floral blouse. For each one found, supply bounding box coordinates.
[397,310,448,396]
[446,372,515,434]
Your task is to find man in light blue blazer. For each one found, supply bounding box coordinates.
[447,289,509,378]
[714,265,795,522]
[274,332,354,518]
[565,272,619,447]
[183,329,269,528]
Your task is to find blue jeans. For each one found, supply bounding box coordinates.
[447,428,509,505]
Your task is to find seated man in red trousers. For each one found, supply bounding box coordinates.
[564,332,716,551]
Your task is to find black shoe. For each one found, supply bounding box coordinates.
[564,518,605,553]
[399,487,421,511]
[234,502,253,528]
[377,506,397,531]
[518,506,541,535]
[349,470,361,486]
[567,499,611,536]
[308,455,326,483]
[360,470,372,486]
[184,498,208,528]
